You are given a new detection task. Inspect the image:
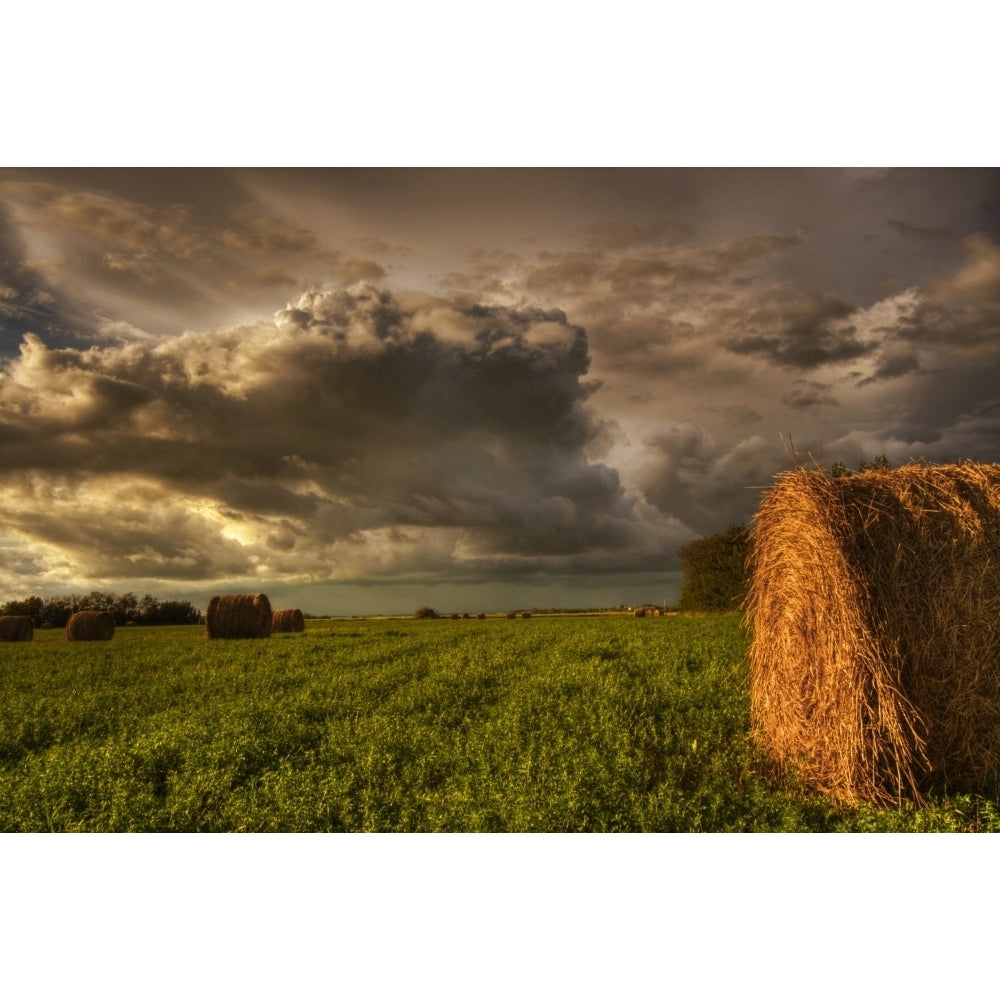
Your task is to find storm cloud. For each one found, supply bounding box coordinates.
[0,285,682,596]
[2,168,1000,612]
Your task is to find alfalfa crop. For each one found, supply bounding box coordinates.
[746,462,1000,806]
[65,610,115,641]
[205,593,272,639]
[0,615,34,642]
[271,608,305,633]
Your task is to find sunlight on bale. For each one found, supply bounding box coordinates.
[746,462,1000,806]
[65,610,115,641]
[205,594,272,639]
[0,615,34,642]
[271,608,305,633]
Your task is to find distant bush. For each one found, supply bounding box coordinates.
[414,606,438,619]
[677,524,752,613]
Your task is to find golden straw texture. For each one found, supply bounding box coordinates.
[271,608,305,633]
[205,594,272,639]
[65,610,115,641]
[0,615,34,642]
[747,462,1000,805]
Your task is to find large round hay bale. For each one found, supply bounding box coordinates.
[65,610,115,642]
[271,608,305,633]
[0,615,34,642]
[205,594,272,639]
[747,462,1000,805]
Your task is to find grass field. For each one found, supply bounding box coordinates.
[1,613,997,831]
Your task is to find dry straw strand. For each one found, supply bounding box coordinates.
[0,615,34,642]
[271,608,305,633]
[205,594,272,639]
[746,462,1000,806]
[65,611,115,642]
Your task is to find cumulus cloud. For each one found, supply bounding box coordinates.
[723,292,870,370]
[633,424,775,535]
[0,285,684,594]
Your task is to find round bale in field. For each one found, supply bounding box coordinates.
[205,593,272,639]
[0,615,34,642]
[746,462,1000,806]
[271,608,305,633]
[66,610,115,641]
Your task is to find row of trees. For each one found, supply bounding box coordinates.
[0,592,201,628]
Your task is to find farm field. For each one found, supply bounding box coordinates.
[1,613,997,832]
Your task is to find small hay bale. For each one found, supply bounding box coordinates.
[747,462,1000,806]
[633,608,646,618]
[0,615,34,642]
[506,612,517,619]
[477,612,486,620]
[65,610,115,642]
[271,608,305,633]
[205,593,272,639]
[521,611,532,619]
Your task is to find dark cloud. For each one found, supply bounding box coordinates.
[636,425,777,535]
[856,350,921,386]
[888,219,955,241]
[724,292,870,369]
[781,381,839,409]
[0,286,674,589]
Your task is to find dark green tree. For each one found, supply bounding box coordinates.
[676,523,752,612]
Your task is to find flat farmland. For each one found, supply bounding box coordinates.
[1,614,996,831]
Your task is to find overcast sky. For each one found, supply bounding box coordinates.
[1,168,999,614]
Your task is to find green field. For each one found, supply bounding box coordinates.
[1,613,997,831]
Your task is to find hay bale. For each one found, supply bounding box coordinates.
[506,612,517,619]
[633,608,646,618]
[477,612,486,620]
[521,611,532,619]
[747,462,1000,806]
[65,610,115,642]
[0,615,34,642]
[271,608,305,633]
[205,593,272,639]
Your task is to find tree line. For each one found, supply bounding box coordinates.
[0,592,201,628]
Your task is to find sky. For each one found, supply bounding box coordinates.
[3,167,999,614]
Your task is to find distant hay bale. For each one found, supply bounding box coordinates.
[521,611,532,619]
[271,608,305,633]
[747,462,1000,806]
[0,615,34,642]
[633,608,646,618]
[477,612,486,620]
[65,610,115,642]
[205,594,272,639]
[506,612,517,619]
